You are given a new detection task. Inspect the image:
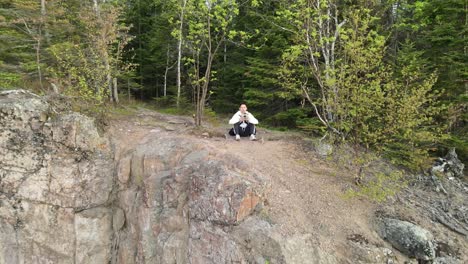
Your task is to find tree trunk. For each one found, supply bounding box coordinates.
[138,0,143,89]
[40,0,50,43]
[164,66,168,97]
[93,0,100,16]
[128,78,130,101]
[35,1,47,91]
[302,0,344,134]
[176,0,188,108]
[113,77,119,103]
[224,41,227,63]
[41,0,46,15]
[195,48,217,126]
[164,44,171,97]
[36,31,44,91]
[196,83,201,126]
[105,56,112,100]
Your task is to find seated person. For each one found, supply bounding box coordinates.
[228,103,258,141]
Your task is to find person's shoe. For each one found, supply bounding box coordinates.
[235,135,240,141]
[250,134,256,141]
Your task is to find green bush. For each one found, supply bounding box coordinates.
[344,170,406,203]
[0,71,21,89]
[265,108,307,128]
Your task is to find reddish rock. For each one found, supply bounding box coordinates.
[237,191,261,222]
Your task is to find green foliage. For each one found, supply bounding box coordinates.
[296,117,327,135]
[0,0,42,90]
[376,42,445,169]
[124,0,174,98]
[115,0,464,197]
[393,0,467,163]
[0,0,134,102]
[331,142,407,202]
[3,0,463,174]
[182,0,242,125]
[264,108,316,131]
[0,71,21,89]
[277,3,445,170]
[265,108,305,128]
[153,95,192,113]
[212,2,297,123]
[344,170,406,203]
[48,42,105,101]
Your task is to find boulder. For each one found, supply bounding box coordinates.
[0,90,114,263]
[315,140,333,158]
[112,138,268,263]
[377,218,435,260]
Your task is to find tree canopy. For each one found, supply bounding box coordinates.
[0,0,466,167]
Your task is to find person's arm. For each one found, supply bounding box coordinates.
[246,112,258,124]
[229,112,241,124]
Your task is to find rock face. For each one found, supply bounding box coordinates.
[9,90,464,263]
[3,90,319,263]
[113,136,333,263]
[377,217,436,261]
[0,90,114,263]
[113,138,268,263]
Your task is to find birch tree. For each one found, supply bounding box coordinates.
[277,0,346,136]
[185,0,240,126]
[278,1,442,168]
[175,0,188,107]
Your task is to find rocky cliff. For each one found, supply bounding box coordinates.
[1,90,466,264]
[0,90,114,263]
[0,90,307,263]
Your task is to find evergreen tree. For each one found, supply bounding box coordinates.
[212,1,304,127]
[0,0,44,90]
[392,0,467,161]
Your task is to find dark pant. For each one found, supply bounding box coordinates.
[229,122,256,137]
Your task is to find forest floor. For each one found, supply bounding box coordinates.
[107,106,467,263]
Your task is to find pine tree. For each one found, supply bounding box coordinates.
[0,0,44,90]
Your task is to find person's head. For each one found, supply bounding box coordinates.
[239,103,247,113]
